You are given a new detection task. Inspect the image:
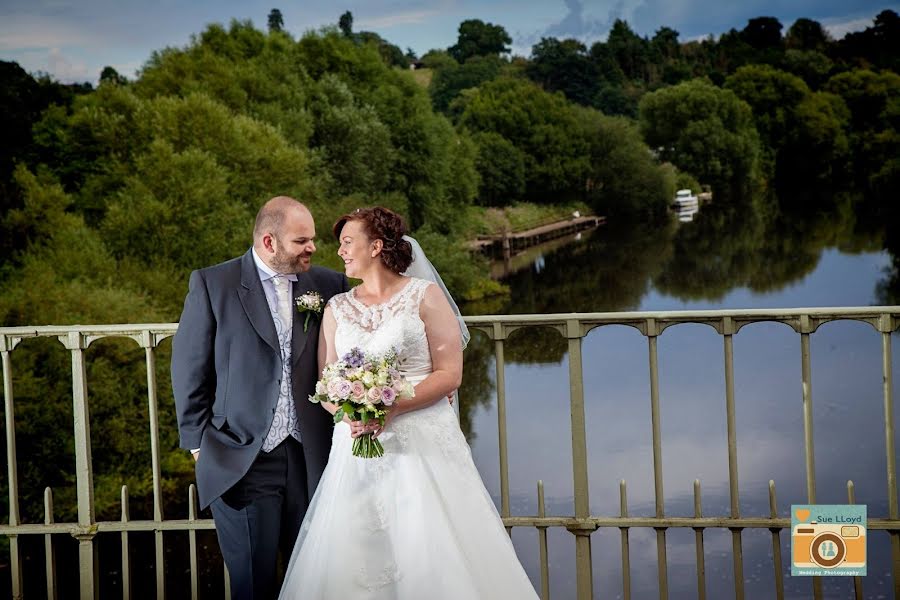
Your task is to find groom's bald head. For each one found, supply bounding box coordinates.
[253,196,317,273]
[254,196,312,240]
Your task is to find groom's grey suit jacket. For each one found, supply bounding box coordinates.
[172,249,349,509]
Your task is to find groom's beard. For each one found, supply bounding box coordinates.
[272,248,313,274]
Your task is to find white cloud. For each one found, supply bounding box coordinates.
[822,16,873,40]
[356,9,440,29]
[45,47,91,81]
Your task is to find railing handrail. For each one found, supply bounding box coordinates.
[2,305,899,335]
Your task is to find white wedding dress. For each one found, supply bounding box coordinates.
[279,277,539,599]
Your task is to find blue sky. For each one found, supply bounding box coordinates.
[1,0,897,83]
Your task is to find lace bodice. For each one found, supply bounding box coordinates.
[329,277,434,382]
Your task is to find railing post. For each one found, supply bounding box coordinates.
[722,318,744,600]
[121,485,131,600]
[798,316,821,599]
[645,318,668,600]
[537,480,550,600]
[140,330,166,599]
[565,318,593,600]
[489,322,512,533]
[877,314,900,597]
[59,331,98,600]
[45,487,58,599]
[619,480,631,600]
[2,334,24,600]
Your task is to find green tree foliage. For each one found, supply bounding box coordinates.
[355,31,408,68]
[470,131,525,206]
[578,108,674,219]
[606,19,650,83]
[430,54,504,114]
[835,10,900,72]
[651,27,692,85]
[99,65,128,86]
[268,8,284,33]
[782,49,833,88]
[741,17,784,51]
[0,61,92,260]
[448,19,511,63]
[458,76,671,216]
[457,77,589,201]
[527,38,598,105]
[639,78,761,192]
[339,10,353,37]
[724,65,811,171]
[824,69,900,186]
[785,18,830,52]
[308,75,395,195]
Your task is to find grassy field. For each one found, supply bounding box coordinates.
[409,67,433,88]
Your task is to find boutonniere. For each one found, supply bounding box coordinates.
[295,291,324,332]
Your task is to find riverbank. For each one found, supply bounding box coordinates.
[469,214,605,256]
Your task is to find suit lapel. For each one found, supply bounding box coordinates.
[237,250,280,354]
[291,270,317,365]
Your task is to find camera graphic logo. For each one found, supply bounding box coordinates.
[791,505,867,576]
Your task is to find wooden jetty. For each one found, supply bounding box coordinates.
[469,215,605,257]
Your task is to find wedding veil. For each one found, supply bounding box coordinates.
[402,235,470,350]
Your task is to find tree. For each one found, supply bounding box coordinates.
[639,78,761,192]
[740,17,784,51]
[339,10,353,37]
[430,55,503,114]
[606,19,649,82]
[577,108,674,218]
[725,65,810,155]
[99,66,128,86]
[268,8,284,33]
[836,10,900,71]
[785,18,829,52]
[824,69,900,181]
[457,77,590,200]
[448,19,511,63]
[470,131,525,205]
[308,74,395,195]
[783,49,833,88]
[651,27,680,60]
[527,37,598,106]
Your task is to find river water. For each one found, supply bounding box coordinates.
[459,202,899,599]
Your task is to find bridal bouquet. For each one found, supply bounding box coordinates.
[309,346,415,458]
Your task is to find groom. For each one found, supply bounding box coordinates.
[172,196,349,599]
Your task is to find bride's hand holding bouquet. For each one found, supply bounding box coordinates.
[309,346,414,458]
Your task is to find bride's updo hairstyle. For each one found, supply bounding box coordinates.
[333,207,414,274]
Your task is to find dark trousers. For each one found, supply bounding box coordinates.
[210,438,308,600]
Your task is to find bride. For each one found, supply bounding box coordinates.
[279,207,538,599]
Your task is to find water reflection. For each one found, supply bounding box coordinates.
[458,196,899,598]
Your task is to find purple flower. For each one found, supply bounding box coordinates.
[335,380,352,400]
[343,347,365,369]
[381,387,397,406]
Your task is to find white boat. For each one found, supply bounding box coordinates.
[673,189,699,222]
[674,188,698,209]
